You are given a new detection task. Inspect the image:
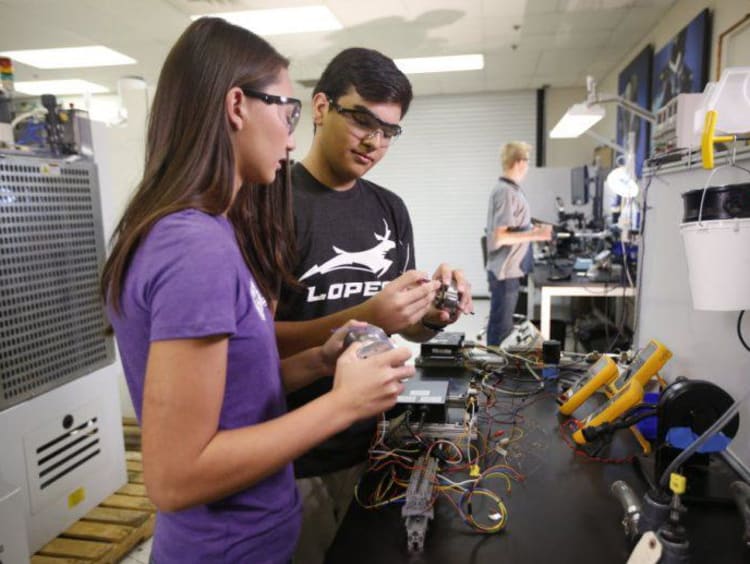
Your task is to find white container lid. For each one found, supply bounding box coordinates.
[704,67,750,134]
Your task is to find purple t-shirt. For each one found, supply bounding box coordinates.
[108,209,300,563]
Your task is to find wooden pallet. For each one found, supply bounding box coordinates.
[32,425,154,564]
[122,417,142,452]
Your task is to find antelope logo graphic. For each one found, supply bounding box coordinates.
[299,219,396,281]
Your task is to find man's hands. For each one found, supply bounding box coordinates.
[363,270,440,335]
[421,263,474,327]
[358,265,473,339]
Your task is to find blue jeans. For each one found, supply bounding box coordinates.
[487,273,521,346]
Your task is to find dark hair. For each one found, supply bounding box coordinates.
[313,47,413,117]
[101,17,296,312]
[228,157,297,306]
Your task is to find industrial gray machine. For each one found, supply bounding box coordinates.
[0,151,126,557]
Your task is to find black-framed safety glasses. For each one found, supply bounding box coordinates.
[241,88,302,134]
[326,96,402,144]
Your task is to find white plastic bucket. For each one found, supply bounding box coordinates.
[680,218,750,310]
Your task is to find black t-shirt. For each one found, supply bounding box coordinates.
[277,162,415,477]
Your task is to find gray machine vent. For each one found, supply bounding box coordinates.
[36,416,101,490]
[0,154,114,411]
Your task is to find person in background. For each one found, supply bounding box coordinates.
[485,141,552,346]
[274,47,474,563]
[101,19,413,563]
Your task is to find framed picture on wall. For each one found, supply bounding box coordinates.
[651,8,712,113]
[616,45,653,178]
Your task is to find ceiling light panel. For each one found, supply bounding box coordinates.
[14,80,109,96]
[394,54,485,74]
[549,103,605,138]
[191,6,342,35]
[1,46,136,69]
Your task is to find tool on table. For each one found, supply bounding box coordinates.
[558,355,619,415]
[607,340,672,395]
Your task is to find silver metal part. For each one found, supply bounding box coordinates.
[730,481,750,547]
[611,480,643,540]
[435,283,460,315]
[402,454,439,553]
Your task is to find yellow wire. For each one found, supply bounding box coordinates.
[465,489,507,532]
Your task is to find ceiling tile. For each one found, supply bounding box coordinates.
[0,0,679,98]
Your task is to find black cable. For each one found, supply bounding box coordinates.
[582,409,657,442]
[632,164,659,338]
[404,408,424,444]
[738,310,750,352]
[620,402,658,420]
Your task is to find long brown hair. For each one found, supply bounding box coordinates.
[101,17,297,311]
[229,156,298,307]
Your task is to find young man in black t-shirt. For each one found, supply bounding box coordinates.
[275,48,473,563]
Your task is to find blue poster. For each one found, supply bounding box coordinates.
[651,8,711,113]
[617,45,653,178]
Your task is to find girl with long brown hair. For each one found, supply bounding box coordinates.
[101,18,413,563]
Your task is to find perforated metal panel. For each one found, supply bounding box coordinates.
[0,153,114,411]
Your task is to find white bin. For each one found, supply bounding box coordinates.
[680,218,750,310]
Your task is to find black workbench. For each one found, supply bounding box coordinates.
[326,372,748,564]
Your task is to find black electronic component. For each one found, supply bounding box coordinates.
[0,92,11,123]
[388,377,448,424]
[415,356,464,368]
[542,340,561,365]
[654,379,739,491]
[570,165,590,205]
[41,94,64,156]
[420,332,465,360]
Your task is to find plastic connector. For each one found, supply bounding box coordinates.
[669,473,686,495]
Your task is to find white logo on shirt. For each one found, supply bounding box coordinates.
[299,219,396,281]
[249,279,267,321]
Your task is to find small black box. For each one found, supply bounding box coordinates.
[542,339,561,365]
[388,376,449,424]
[420,332,465,359]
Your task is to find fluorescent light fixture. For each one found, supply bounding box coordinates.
[549,103,605,138]
[605,166,639,198]
[14,79,109,96]
[394,54,484,74]
[1,46,135,69]
[192,6,342,35]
